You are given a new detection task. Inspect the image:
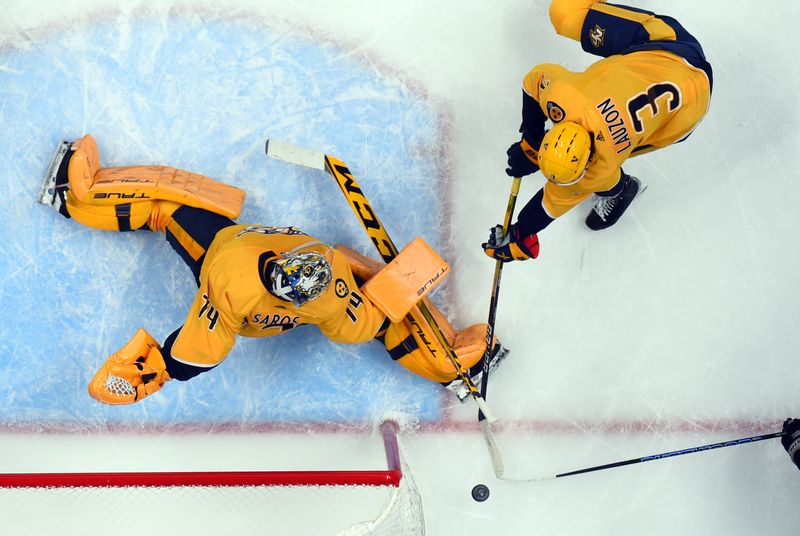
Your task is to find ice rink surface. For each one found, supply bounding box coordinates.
[1,0,799,534]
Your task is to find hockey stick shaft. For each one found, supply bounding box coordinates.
[478,177,522,423]
[321,155,496,421]
[501,431,785,481]
[475,179,522,476]
[555,431,784,478]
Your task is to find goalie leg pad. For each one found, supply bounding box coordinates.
[444,341,509,402]
[65,194,179,232]
[379,303,481,383]
[65,189,154,231]
[452,323,496,367]
[67,134,246,218]
[88,328,172,405]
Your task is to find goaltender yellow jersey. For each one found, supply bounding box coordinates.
[525,0,712,218]
[170,225,386,369]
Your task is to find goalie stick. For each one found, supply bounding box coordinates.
[265,139,497,423]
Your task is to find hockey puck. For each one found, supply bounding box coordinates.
[471,484,490,502]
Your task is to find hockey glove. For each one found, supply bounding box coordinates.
[482,224,540,262]
[88,328,172,405]
[506,133,541,177]
[782,418,800,470]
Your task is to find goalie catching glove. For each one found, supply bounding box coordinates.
[88,328,172,405]
[482,223,540,262]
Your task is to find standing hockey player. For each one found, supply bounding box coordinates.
[39,134,506,404]
[483,0,712,262]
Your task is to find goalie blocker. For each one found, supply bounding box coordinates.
[337,243,507,402]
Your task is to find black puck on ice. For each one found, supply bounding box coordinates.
[471,484,490,502]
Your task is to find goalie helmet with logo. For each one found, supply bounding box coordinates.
[268,241,333,307]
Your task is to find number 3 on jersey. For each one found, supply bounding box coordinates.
[627,82,682,134]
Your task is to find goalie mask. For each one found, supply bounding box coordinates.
[268,241,333,307]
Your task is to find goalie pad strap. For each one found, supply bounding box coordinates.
[65,193,180,233]
[116,203,132,232]
[378,331,418,361]
[380,317,490,383]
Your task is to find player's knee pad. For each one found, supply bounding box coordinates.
[88,328,172,405]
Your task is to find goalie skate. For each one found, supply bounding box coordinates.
[37,140,72,213]
[446,343,510,402]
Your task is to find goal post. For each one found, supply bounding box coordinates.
[0,420,425,536]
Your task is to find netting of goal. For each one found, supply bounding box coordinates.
[0,420,424,536]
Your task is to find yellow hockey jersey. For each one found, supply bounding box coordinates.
[514,0,712,232]
[170,225,386,369]
[525,52,710,217]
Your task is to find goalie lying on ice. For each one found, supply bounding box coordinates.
[40,134,507,405]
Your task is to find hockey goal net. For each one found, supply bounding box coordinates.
[0,420,424,536]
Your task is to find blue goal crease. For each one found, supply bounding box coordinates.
[0,15,446,429]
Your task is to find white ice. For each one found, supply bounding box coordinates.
[0,0,798,534]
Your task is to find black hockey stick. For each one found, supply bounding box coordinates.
[479,177,521,405]
[477,177,522,476]
[500,430,785,482]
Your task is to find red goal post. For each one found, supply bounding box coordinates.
[0,420,425,535]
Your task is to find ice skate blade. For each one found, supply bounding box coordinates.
[37,140,71,206]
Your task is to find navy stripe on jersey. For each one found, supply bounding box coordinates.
[162,327,218,381]
[165,205,236,285]
[521,89,549,136]
[581,7,656,57]
[580,4,713,91]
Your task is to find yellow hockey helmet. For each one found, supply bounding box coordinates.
[538,122,592,186]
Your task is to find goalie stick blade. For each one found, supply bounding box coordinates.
[265,139,326,171]
[37,140,71,206]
